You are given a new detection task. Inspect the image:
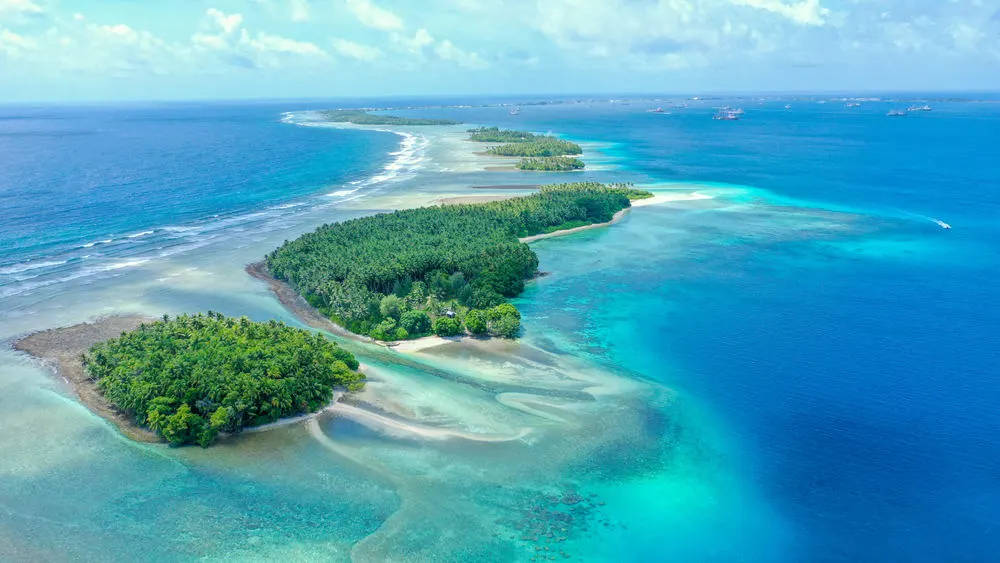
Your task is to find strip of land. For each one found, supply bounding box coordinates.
[13,315,161,443]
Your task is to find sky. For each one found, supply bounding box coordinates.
[0,0,998,102]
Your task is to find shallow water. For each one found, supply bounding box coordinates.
[1,96,998,560]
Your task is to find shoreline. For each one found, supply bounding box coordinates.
[247,195,681,352]
[247,261,470,353]
[11,315,366,444]
[12,315,162,443]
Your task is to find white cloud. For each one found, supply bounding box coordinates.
[0,0,43,17]
[206,8,243,35]
[0,27,35,57]
[332,37,382,60]
[289,0,310,22]
[193,9,327,67]
[729,0,829,26]
[345,0,403,31]
[244,30,326,57]
[393,28,434,54]
[434,39,486,68]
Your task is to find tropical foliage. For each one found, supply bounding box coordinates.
[322,110,459,126]
[83,312,363,447]
[517,156,585,171]
[467,127,539,142]
[265,183,650,340]
[486,138,583,157]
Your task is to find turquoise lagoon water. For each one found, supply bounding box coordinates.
[1,96,998,561]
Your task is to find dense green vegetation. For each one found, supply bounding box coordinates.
[517,156,585,171]
[487,138,583,157]
[322,109,459,126]
[266,183,650,341]
[83,312,363,447]
[467,127,539,143]
[467,126,583,157]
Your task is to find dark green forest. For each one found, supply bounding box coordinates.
[486,138,583,157]
[266,183,650,341]
[322,110,459,126]
[517,156,585,171]
[466,126,583,157]
[83,312,363,447]
[467,127,539,142]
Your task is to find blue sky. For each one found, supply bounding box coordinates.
[1,0,998,102]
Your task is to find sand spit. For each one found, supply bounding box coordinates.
[247,261,372,344]
[12,315,161,443]
[331,402,530,442]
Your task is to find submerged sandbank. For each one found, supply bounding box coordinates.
[12,315,160,443]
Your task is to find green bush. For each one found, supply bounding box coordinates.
[371,318,398,341]
[400,310,432,335]
[487,303,522,338]
[433,316,463,336]
[379,294,406,320]
[464,309,488,335]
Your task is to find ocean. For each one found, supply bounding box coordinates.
[1,95,997,561]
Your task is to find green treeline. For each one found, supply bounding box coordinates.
[467,127,539,142]
[487,138,583,157]
[323,110,460,126]
[517,157,585,171]
[83,312,363,447]
[265,183,650,341]
[467,126,583,157]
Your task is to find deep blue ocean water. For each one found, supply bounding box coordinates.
[493,97,1000,561]
[1,95,998,560]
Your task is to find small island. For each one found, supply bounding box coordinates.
[322,109,460,126]
[467,126,583,158]
[516,156,585,171]
[262,183,651,343]
[50,312,363,447]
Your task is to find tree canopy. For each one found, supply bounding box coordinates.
[467,127,539,142]
[486,138,583,157]
[83,312,363,447]
[517,156,585,171]
[265,183,650,340]
[322,110,459,126]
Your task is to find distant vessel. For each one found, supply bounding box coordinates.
[846,102,861,108]
[887,110,906,117]
[933,219,952,229]
[784,104,792,109]
[908,105,932,112]
[509,107,520,116]
[713,109,741,121]
[647,107,665,113]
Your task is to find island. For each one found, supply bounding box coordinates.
[322,109,460,126]
[261,183,651,343]
[516,156,585,171]
[467,126,583,158]
[23,312,364,447]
